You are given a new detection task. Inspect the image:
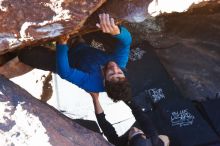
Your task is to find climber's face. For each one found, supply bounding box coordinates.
[104,61,125,82]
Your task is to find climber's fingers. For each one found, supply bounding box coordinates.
[96,13,120,35]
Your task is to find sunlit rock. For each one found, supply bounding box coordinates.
[0,75,112,146]
[0,0,106,55]
[149,0,210,16]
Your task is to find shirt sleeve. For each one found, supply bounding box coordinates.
[56,44,89,87]
[96,112,121,146]
[111,26,132,69]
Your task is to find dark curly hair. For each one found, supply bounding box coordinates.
[105,78,132,102]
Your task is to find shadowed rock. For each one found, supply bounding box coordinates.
[126,1,220,100]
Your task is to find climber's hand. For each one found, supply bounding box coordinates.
[57,35,70,45]
[96,13,120,35]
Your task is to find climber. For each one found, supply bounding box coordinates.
[56,13,132,102]
[90,92,170,146]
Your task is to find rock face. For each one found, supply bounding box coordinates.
[155,2,220,100]
[0,75,112,146]
[79,0,153,34]
[0,0,154,78]
[0,0,106,55]
[0,57,33,78]
[95,0,153,22]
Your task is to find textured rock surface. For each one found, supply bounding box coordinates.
[99,0,153,23]
[0,75,112,146]
[154,3,220,100]
[79,0,153,34]
[0,0,106,55]
[0,57,33,78]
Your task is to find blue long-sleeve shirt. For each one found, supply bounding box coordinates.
[56,26,132,92]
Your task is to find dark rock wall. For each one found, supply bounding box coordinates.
[126,1,220,100]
